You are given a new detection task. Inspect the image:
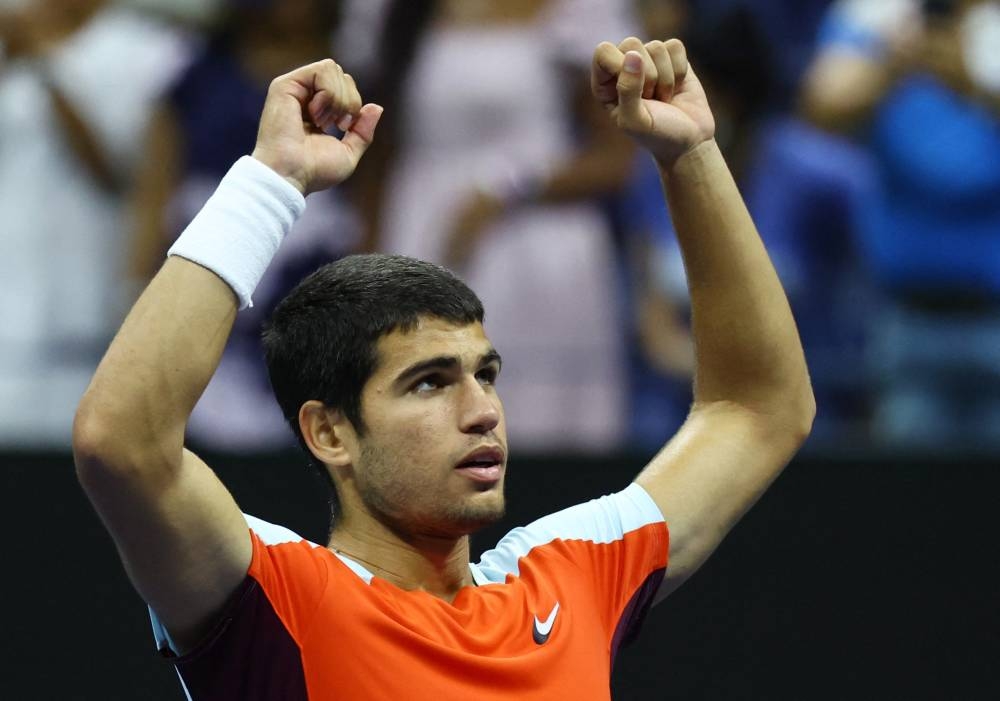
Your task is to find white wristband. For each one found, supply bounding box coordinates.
[167,156,306,309]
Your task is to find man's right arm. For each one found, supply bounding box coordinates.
[74,258,251,653]
[73,60,381,653]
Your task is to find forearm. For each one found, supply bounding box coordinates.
[75,258,237,467]
[659,140,811,416]
[76,156,306,468]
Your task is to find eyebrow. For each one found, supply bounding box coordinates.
[393,348,503,388]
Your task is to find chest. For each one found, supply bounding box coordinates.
[302,571,614,700]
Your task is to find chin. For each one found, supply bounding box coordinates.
[442,498,506,536]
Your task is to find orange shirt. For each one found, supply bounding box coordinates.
[153,484,668,700]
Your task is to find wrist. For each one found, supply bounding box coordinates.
[654,138,720,178]
[167,156,307,309]
[251,148,308,194]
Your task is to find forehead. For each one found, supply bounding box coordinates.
[373,318,493,373]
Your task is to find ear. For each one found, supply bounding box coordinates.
[298,400,356,469]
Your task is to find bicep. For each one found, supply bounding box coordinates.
[635,403,803,600]
[79,447,252,652]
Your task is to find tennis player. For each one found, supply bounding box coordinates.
[74,37,814,699]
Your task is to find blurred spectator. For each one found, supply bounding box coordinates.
[801,0,1000,447]
[692,0,836,109]
[356,0,639,452]
[741,118,876,443]
[120,0,227,27]
[0,0,191,446]
[128,0,364,452]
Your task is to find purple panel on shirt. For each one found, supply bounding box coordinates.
[163,576,308,701]
[610,567,666,670]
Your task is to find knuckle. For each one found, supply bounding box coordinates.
[616,77,635,93]
[594,43,620,68]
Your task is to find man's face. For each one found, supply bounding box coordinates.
[346,317,507,538]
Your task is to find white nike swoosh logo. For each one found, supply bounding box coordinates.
[532,602,560,644]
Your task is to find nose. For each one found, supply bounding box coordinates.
[458,376,501,435]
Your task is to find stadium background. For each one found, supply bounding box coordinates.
[2,0,999,698]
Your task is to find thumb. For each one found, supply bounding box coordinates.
[340,103,384,164]
[615,51,648,127]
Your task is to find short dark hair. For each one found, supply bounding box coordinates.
[262,254,484,512]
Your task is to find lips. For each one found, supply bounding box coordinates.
[455,446,505,484]
[456,446,504,468]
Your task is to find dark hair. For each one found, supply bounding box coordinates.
[262,254,484,510]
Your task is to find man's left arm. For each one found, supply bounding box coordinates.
[593,38,815,601]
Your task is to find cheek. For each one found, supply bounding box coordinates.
[365,409,446,478]
[389,407,441,451]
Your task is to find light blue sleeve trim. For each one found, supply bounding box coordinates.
[475,483,664,583]
[148,513,318,655]
[149,606,177,656]
[333,553,375,584]
[151,613,253,701]
[242,514,318,548]
[469,562,491,586]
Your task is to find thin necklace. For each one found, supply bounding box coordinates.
[329,545,407,582]
[330,546,479,589]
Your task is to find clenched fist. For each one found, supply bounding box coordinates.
[252,59,383,194]
[592,38,715,167]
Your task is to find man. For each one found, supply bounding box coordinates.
[74,38,814,699]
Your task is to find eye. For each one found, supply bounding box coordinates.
[413,375,444,393]
[476,365,499,386]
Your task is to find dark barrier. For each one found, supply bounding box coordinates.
[3,451,997,700]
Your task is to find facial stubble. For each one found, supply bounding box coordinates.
[357,439,506,538]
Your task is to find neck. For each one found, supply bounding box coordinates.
[327,512,473,603]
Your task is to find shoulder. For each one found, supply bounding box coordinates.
[476,484,666,583]
[243,514,318,547]
[241,515,337,590]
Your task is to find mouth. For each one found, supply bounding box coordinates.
[455,446,505,484]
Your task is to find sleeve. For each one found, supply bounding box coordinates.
[147,520,328,699]
[477,483,668,648]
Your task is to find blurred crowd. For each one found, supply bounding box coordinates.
[2,0,999,455]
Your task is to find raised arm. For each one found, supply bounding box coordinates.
[593,39,815,598]
[72,60,381,652]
